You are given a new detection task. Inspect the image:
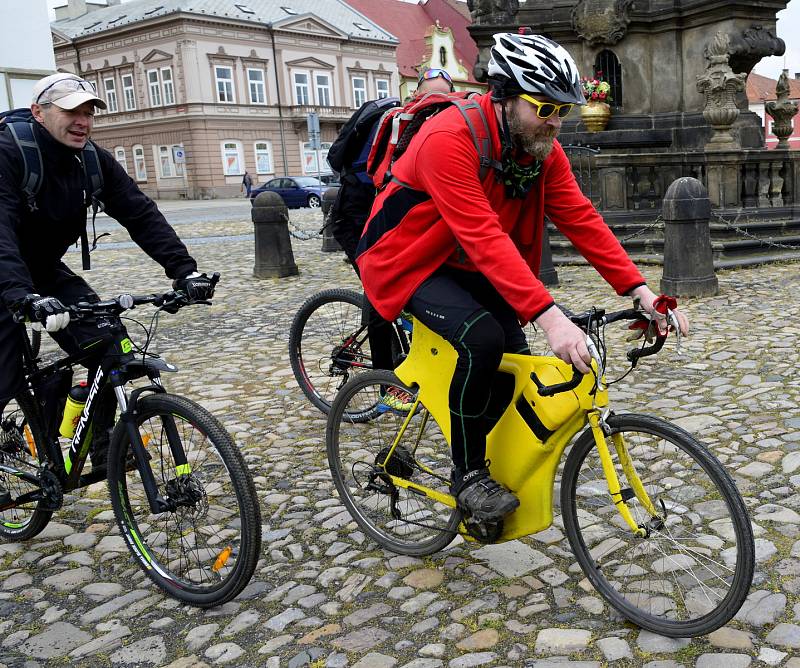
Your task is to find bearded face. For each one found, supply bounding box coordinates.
[506,99,559,161]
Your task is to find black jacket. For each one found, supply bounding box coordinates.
[0,121,196,307]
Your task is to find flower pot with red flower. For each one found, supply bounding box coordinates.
[580,73,612,132]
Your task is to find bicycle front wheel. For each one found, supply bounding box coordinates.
[327,370,461,556]
[0,391,52,540]
[107,393,262,607]
[561,413,754,637]
[289,288,370,415]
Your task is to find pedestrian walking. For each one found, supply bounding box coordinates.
[242,171,253,198]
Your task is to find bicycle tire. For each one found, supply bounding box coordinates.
[289,288,371,416]
[107,393,262,607]
[0,391,53,540]
[560,413,754,637]
[327,369,462,556]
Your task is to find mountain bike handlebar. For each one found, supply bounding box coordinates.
[69,273,220,321]
[532,306,671,396]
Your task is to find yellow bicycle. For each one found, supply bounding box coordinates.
[326,304,754,637]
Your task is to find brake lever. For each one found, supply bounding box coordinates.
[585,336,604,382]
[667,308,682,354]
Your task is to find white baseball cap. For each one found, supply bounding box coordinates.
[32,73,107,110]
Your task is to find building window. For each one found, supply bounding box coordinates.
[247,68,266,104]
[352,77,366,108]
[376,79,390,99]
[158,145,173,177]
[439,46,447,68]
[315,74,331,106]
[215,66,235,103]
[104,77,118,113]
[122,74,136,111]
[293,72,309,106]
[161,67,175,105]
[301,141,332,174]
[147,70,162,106]
[255,141,273,174]
[114,146,127,173]
[221,140,243,175]
[594,50,622,109]
[133,144,147,181]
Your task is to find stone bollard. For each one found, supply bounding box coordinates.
[252,191,298,278]
[660,177,718,297]
[321,186,342,252]
[539,221,559,287]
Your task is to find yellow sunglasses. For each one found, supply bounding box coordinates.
[519,94,574,119]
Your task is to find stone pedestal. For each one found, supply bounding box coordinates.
[252,191,298,278]
[660,177,718,297]
[321,187,343,253]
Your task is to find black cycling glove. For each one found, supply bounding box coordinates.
[173,272,215,302]
[17,294,71,332]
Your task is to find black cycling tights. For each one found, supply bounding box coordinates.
[408,268,529,474]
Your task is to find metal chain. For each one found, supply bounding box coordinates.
[618,216,664,242]
[712,211,800,250]
[286,214,324,241]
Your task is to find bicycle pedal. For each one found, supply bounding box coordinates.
[463,516,503,543]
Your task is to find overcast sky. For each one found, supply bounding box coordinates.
[47,0,798,80]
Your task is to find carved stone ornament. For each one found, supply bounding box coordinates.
[571,0,634,46]
[728,24,785,74]
[696,32,747,150]
[466,0,519,26]
[766,69,798,150]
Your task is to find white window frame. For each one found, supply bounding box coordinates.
[215,65,235,103]
[351,76,367,108]
[375,79,390,100]
[104,77,118,113]
[315,73,331,107]
[254,141,273,174]
[114,146,127,173]
[133,144,147,181]
[147,69,162,107]
[247,68,266,104]
[161,66,175,105]
[293,71,310,106]
[157,144,184,177]
[301,141,332,174]
[221,140,244,176]
[121,73,136,111]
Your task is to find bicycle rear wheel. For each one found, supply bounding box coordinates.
[327,370,461,556]
[0,391,52,540]
[107,393,261,607]
[561,413,754,637]
[289,288,370,415]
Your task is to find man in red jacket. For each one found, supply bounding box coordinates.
[356,32,688,523]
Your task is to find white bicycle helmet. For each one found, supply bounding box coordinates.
[488,32,585,105]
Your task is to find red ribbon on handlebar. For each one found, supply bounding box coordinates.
[652,295,678,314]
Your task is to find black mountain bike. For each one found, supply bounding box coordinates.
[0,277,261,607]
[289,288,411,416]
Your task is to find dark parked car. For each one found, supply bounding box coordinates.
[319,173,341,187]
[249,176,325,208]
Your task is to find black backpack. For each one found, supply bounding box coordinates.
[0,107,105,270]
[326,97,400,263]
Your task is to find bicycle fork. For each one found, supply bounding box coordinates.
[588,412,661,538]
[115,381,192,515]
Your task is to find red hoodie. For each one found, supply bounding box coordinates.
[356,92,645,322]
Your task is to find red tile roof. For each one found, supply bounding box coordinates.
[747,71,800,101]
[345,0,480,84]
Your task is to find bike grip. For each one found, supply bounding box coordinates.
[210,272,221,286]
[531,364,585,397]
[626,332,667,364]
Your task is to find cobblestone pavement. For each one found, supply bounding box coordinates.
[1,204,800,668]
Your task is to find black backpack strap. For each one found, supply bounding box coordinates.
[79,141,108,270]
[6,122,43,212]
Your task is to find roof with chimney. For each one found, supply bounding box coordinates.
[343,0,479,83]
[51,0,397,44]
